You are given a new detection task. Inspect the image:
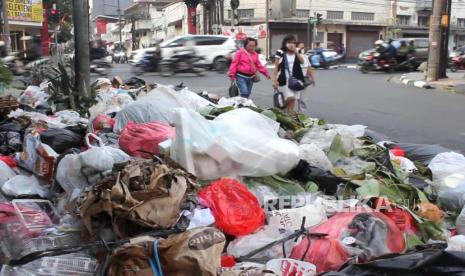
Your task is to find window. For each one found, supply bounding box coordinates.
[166,38,186,47]
[351,12,374,21]
[418,16,430,27]
[229,9,254,18]
[327,11,343,20]
[415,39,429,48]
[397,15,411,25]
[315,32,325,43]
[296,9,310,18]
[194,36,227,46]
[458,18,465,28]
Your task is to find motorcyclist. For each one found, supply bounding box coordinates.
[171,38,198,68]
[90,40,107,61]
[397,40,409,63]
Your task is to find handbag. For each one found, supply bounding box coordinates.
[243,49,261,83]
[284,55,305,91]
[273,89,285,109]
[229,81,239,97]
[303,76,314,87]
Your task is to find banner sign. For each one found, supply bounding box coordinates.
[8,0,43,23]
[222,25,267,40]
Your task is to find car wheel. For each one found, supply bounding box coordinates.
[213,57,227,72]
[160,64,173,77]
[450,64,458,72]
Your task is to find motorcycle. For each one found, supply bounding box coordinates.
[90,56,112,76]
[112,50,127,64]
[360,52,416,73]
[449,54,465,72]
[131,49,162,76]
[308,49,342,69]
[158,54,206,77]
[214,50,235,73]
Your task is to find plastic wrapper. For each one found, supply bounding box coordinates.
[291,211,405,273]
[8,109,88,128]
[0,253,98,276]
[198,178,265,236]
[19,86,49,108]
[267,199,327,231]
[114,85,212,133]
[227,225,294,259]
[299,143,333,171]
[171,108,300,179]
[119,121,175,158]
[428,152,465,185]
[266,259,316,276]
[333,157,376,176]
[187,208,215,230]
[12,199,60,233]
[16,133,58,182]
[1,175,49,198]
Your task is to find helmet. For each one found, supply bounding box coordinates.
[374,40,384,46]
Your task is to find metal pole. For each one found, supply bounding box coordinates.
[72,0,90,98]
[439,0,452,78]
[265,0,269,58]
[118,0,122,45]
[427,0,447,81]
[2,0,11,53]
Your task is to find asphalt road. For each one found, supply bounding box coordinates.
[106,64,465,151]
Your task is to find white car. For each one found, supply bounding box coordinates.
[129,48,157,65]
[160,35,237,70]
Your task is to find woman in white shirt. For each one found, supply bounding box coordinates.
[272,35,305,112]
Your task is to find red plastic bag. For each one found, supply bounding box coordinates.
[92,114,115,132]
[198,178,265,236]
[119,121,175,159]
[290,210,405,273]
[0,156,16,168]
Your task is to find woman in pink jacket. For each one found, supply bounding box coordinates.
[229,37,270,98]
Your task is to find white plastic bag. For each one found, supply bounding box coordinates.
[446,235,465,251]
[80,133,130,172]
[56,154,87,195]
[267,199,327,231]
[170,108,300,180]
[299,144,333,171]
[227,225,294,259]
[114,85,211,133]
[456,206,465,235]
[19,86,49,107]
[299,125,363,153]
[429,152,465,185]
[1,175,49,198]
[187,208,215,230]
[0,161,16,186]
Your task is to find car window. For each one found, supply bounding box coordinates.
[195,36,227,46]
[415,39,429,48]
[166,38,186,47]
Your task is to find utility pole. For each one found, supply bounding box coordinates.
[265,0,269,58]
[439,0,452,78]
[1,0,11,53]
[118,0,122,45]
[72,0,90,97]
[427,0,447,81]
[392,0,397,39]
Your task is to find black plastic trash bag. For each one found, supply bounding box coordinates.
[124,77,146,88]
[0,121,28,155]
[387,143,450,166]
[40,128,84,154]
[323,244,465,276]
[287,160,346,195]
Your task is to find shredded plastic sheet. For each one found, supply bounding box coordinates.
[8,109,88,128]
[170,108,300,179]
[300,124,366,153]
[299,144,333,171]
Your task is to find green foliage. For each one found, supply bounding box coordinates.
[0,60,12,87]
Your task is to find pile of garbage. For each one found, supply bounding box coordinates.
[0,75,465,275]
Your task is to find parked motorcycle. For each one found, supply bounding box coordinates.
[131,49,162,76]
[158,55,206,77]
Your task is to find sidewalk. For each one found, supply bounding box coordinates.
[390,71,465,94]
